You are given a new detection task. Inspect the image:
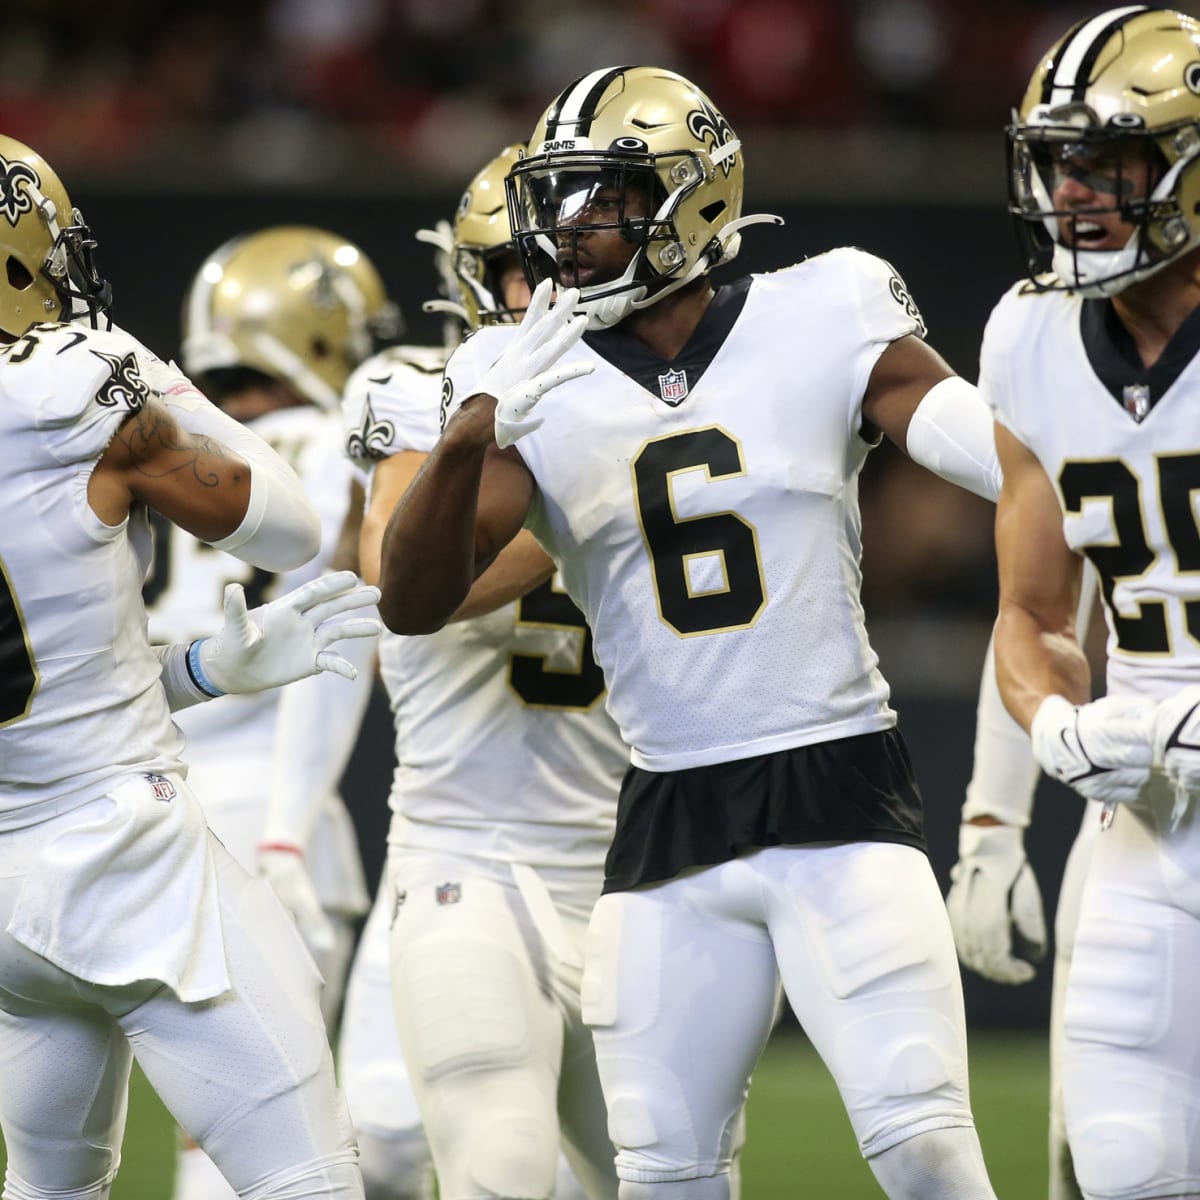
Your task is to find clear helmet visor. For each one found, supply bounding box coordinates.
[507,159,670,296]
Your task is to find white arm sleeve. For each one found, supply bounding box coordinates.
[258,623,377,848]
[156,381,321,572]
[961,629,1042,827]
[905,376,1003,502]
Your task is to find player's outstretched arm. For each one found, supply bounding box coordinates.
[862,335,1002,502]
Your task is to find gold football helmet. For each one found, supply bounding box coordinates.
[182,226,400,410]
[1009,6,1200,295]
[0,134,111,338]
[506,66,780,329]
[418,144,526,333]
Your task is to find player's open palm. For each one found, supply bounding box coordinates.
[479,279,594,448]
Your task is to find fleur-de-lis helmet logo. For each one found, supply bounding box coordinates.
[687,100,737,178]
[0,156,39,228]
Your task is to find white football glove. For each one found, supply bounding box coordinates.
[475,278,594,448]
[257,844,336,957]
[198,570,381,695]
[1152,683,1200,828]
[946,824,1046,985]
[1031,693,1155,806]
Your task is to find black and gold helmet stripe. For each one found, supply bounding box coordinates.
[1040,5,1153,104]
[544,66,633,141]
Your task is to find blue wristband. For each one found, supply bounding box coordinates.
[186,639,226,699]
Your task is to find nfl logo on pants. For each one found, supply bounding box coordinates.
[435,881,462,905]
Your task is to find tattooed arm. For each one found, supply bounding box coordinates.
[89,395,321,570]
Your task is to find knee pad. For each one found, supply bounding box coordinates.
[1068,1117,1167,1200]
[457,1113,558,1200]
[358,1126,435,1200]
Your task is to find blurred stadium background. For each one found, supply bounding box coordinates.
[4,0,1176,1191]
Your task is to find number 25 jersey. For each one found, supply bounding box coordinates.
[443,248,926,771]
[982,282,1200,704]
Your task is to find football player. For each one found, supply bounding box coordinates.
[147,225,397,1200]
[0,135,380,1199]
[337,144,627,1200]
[378,67,1004,1199]
[983,8,1200,1198]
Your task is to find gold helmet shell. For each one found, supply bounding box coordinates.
[1009,7,1200,294]
[0,134,111,337]
[450,143,525,329]
[182,226,400,410]
[507,66,780,329]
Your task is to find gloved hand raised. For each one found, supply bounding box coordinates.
[195,570,381,696]
[474,279,594,448]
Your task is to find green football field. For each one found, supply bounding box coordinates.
[0,1028,1050,1197]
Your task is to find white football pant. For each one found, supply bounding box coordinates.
[583,843,995,1199]
[386,849,618,1200]
[1063,778,1200,1200]
[0,834,361,1199]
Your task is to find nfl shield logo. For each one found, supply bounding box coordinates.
[435,881,462,905]
[144,773,177,802]
[657,368,689,405]
[1123,383,1151,422]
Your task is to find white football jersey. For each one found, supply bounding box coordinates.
[982,283,1200,703]
[146,405,354,762]
[0,321,181,824]
[444,249,922,771]
[343,345,626,870]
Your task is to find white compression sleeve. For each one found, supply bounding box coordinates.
[905,376,1002,502]
[155,381,321,572]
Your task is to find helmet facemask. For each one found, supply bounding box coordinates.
[1009,103,1197,296]
[507,153,722,329]
[42,207,112,329]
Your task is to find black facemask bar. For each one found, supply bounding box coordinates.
[506,157,674,299]
[42,207,113,328]
[1007,118,1175,287]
